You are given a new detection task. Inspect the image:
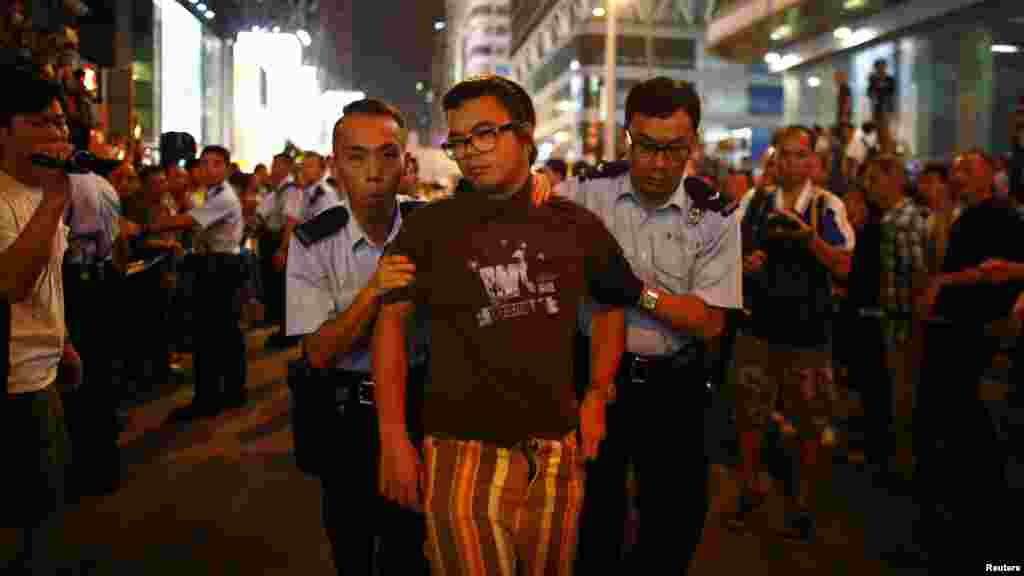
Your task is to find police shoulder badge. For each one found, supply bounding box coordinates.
[295,205,349,247]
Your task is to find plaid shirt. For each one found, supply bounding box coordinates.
[880,198,930,344]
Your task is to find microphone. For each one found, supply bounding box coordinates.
[30,151,123,176]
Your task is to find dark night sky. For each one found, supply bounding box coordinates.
[336,0,446,133]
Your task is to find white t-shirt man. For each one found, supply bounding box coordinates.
[0,170,67,394]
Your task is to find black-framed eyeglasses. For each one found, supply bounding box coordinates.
[627,130,691,164]
[441,122,523,160]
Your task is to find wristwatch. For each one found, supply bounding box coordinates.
[639,287,660,312]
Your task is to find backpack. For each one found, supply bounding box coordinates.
[741,187,835,347]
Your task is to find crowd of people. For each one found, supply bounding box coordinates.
[3,11,1024,572]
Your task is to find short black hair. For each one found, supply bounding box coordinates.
[862,121,877,134]
[921,162,949,182]
[443,75,537,164]
[254,163,268,173]
[201,145,231,164]
[625,77,702,131]
[543,158,568,180]
[138,164,164,186]
[0,67,66,129]
[273,153,293,164]
[333,98,408,152]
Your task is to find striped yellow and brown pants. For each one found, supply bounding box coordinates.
[422,432,585,576]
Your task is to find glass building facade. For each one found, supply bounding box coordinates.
[781,0,1022,161]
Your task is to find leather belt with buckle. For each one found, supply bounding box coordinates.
[335,378,375,407]
[627,354,673,384]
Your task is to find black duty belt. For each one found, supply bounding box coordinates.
[856,308,915,320]
[334,371,376,407]
[287,358,426,477]
[621,343,704,385]
[66,260,116,283]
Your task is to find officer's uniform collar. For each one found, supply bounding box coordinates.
[208,182,226,197]
[617,174,687,213]
[350,198,403,251]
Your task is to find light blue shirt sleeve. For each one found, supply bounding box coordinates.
[693,213,743,310]
[190,190,236,231]
[285,235,336,337]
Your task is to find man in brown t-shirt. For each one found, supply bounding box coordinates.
[374,76,641,575]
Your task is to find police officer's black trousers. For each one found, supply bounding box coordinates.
[192,254,247,408]
[845,315,892,466]
[259,232,285,330]
[915,320,1009,562]
[320,394,428,576]
[62,262,122,497]
[576,357,710,574]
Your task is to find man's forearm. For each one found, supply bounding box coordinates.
[938,268,983,288]
[0,193,66,301]
[149,213,196,234]
[650,291,725,340]
[589,308,624,397]
[373,303,412,440]
[809,235,851,279]
[304,283,381,370]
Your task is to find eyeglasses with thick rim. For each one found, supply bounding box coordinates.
[627,130,691,164]
[442,122,523,160]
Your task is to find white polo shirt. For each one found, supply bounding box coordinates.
[0,170,67,394]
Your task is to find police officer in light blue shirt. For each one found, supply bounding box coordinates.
[293,150,343,224]
[255,153,301,347]
[285,99,428,576]
[62,170,132,495]
[131,145,247,418]
[560,78,741,575]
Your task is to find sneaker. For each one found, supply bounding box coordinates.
[726,490,766,532]
[779,509,815,543]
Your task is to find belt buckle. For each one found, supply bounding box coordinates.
[630,356,650,384]
[358,380,375,406]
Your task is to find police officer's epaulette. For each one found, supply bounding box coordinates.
[684,176,734,215]
[294,205,349,247]
[399,200,426,218]
[578,160,630,182]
